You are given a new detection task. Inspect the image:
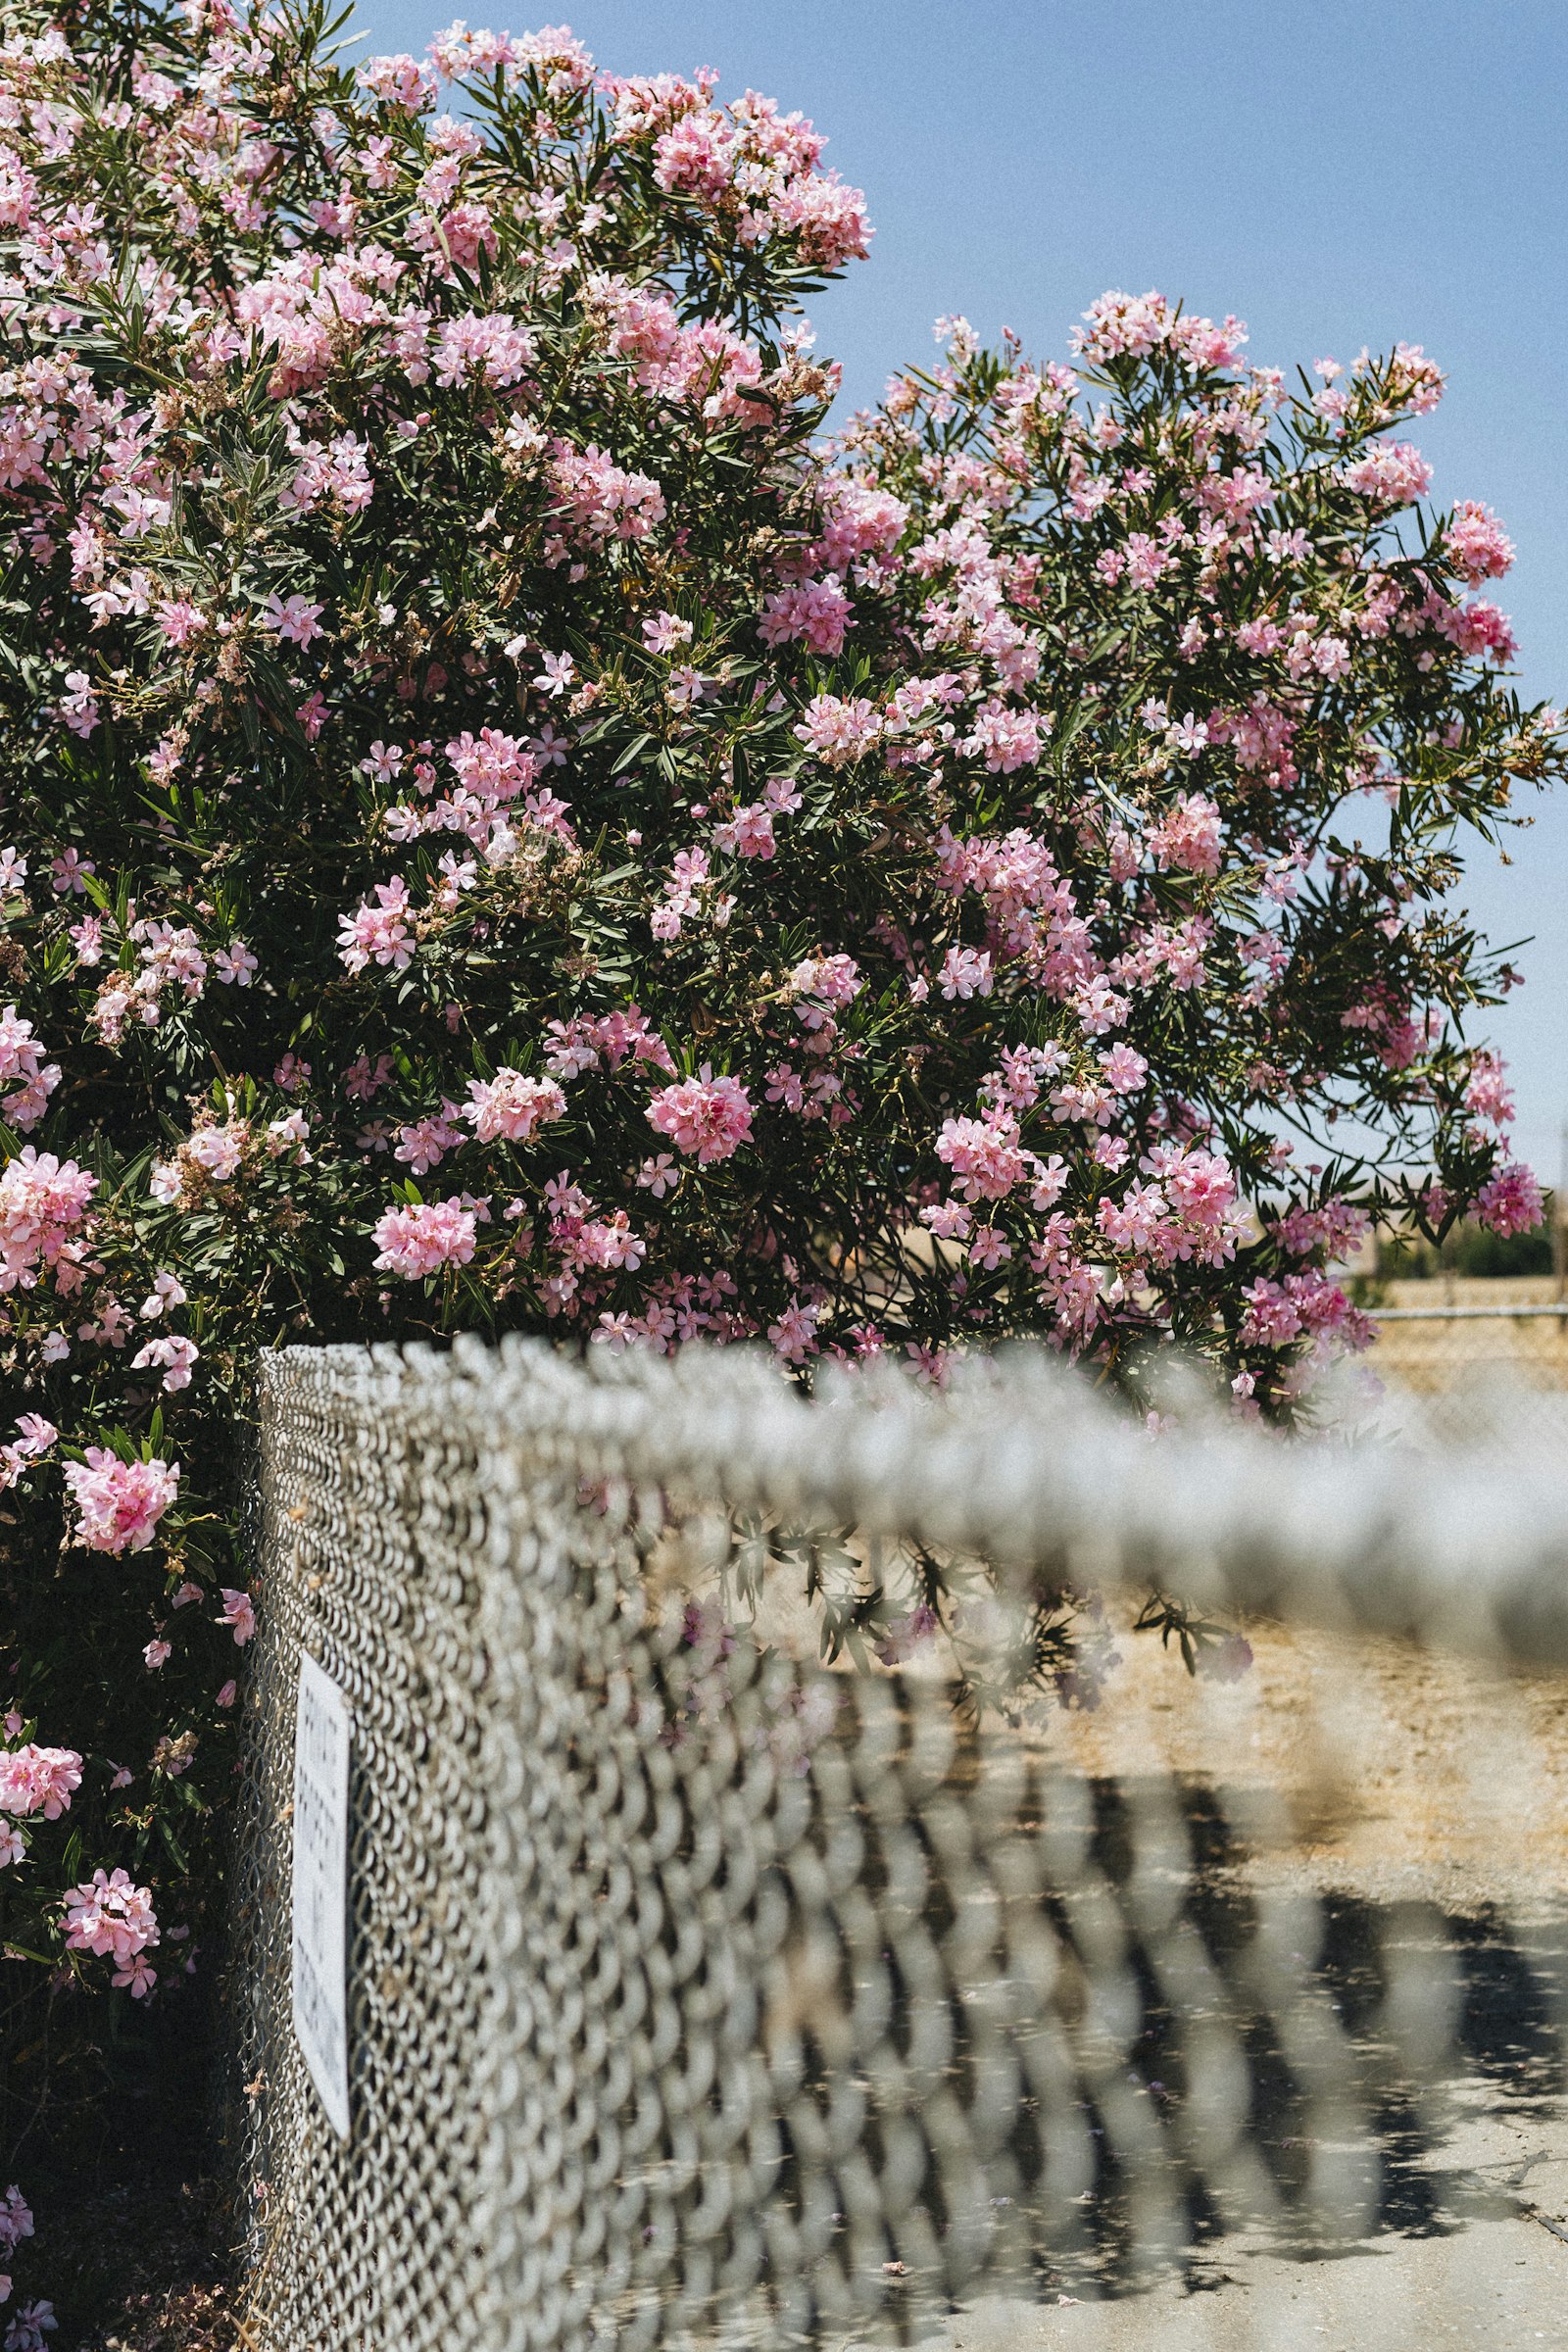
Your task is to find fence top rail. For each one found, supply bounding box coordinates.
[263,1338,1568,1672]
[1368,1300,1568,1320]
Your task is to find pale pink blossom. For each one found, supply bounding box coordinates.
[758,576,853,657]
[767,1297,819,1363]
[937,945,995,1001]
[646,1068,754,1163]
[62,1449,179,1554]
[0,2185,33,2258]
[4,2298,57,2348]
[0,1150,96,1292]
[1340,440,1432,507]
[1149,794,1222,878]
[0,1744,81,1820]
[641,610,693,654]
[461,1069,566,1144]
[337,876,414,973]
[371,1197,479,1276]
[793,692,880,765]
[218,1588,256,1645]
[212,940,258,986]
[1464,1049,1515,1130]
[262,590,325,646]
[936,1112,1028,1203]
[1445,499,1514,584]
[1476,1159,1544,1238]
[64,1867,160,1990]
[186,1123,244,1181]
[130,1333,199,1392]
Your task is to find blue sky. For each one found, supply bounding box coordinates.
[364,0,1568,1178]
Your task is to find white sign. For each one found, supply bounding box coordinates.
[291,1649,352,2140]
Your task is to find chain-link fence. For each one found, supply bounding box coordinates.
[1366,1281,1568,1450]
[229,1340,1568,2350]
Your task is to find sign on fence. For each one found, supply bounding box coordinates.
[290,1649,351,2140]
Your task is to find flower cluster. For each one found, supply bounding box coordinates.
[62,1867,161,1998]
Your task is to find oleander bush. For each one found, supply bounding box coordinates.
[0,0,1560,2324]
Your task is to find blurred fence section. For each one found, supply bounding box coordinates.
[230,1341,1568,2352]
[1366,1275,1568,1447]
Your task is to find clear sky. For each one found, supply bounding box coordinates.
[364,0,1568,1179]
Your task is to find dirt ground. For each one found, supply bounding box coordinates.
[1050,1604,1568,1914]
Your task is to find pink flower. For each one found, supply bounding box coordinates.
[394,1106,462,1175]
[969,1225,1011,1271]
[1101,1045,1149,1096]
[964,700,1043,774]
[371,1197,479,1277]
[653,112,735,201]
[1445,499,1514,584]
[58,670,100,738]
[0,2184,32,2257]
[1476,1159,1544,1238]
[49,849,94,895]
[875,1604,938,1667]
[935,1112,1028,1203]
[646,1067,754,1164]
[1438,596,1517,665]
[547,440,665,547]
[1464,1049,1514,1130]
[938,946,994,1001]
[1097,1181,1170,1256]
[337,876,414,974]
[793,692,880,766]
[0,1744,82,1820]
[460,1069,566,1144]
[156,597,207,646]
[767,1298,819,1363]
[810,478,906,572]
[711,803,776,859]
[0,1148,96,1293]
[1165,712,1209,758]
[186,1123,244,1180]
[64,1866,160,1987]
[218,1588,255,1645]
[262,591,325,646]
[213,940,258,986]
[641,610,693,654]
[216,1680,237,1709]
[63,1450,179,1555]
[129,1334,199,1392]
[758,576,853,657]
[769,172,871,269]
[1340,440,1432,507]
[0,1004,59,1133]
[4,2298,56,2349]
[1148,793,1222,878]
[143,1639,172,1670]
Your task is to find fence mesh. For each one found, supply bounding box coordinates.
[231,1340,1568,2350]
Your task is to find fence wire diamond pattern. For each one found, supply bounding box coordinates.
[228,1340,1568,2350]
